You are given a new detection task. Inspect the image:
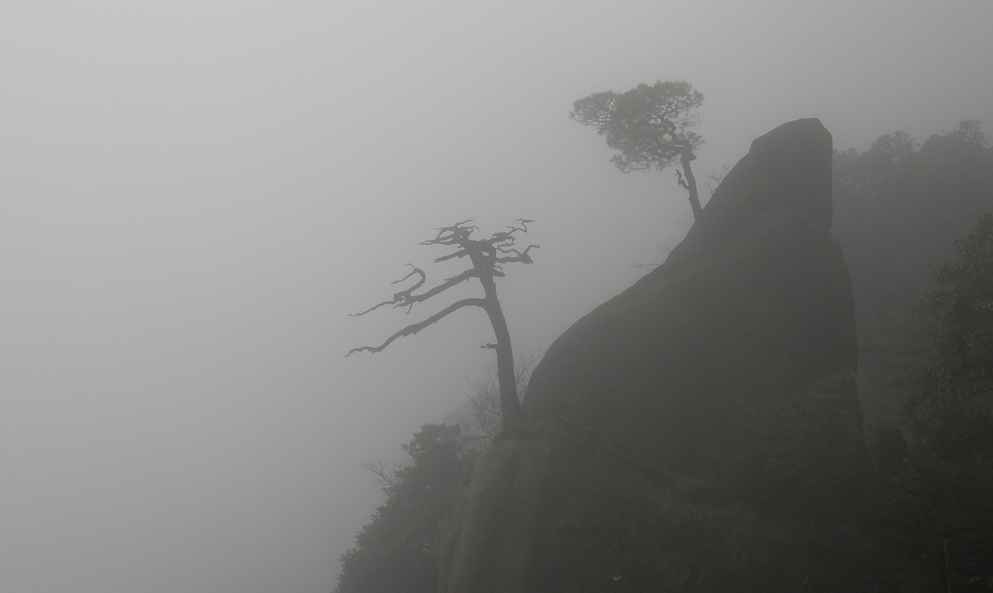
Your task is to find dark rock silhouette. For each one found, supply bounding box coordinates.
[441,119,874,593]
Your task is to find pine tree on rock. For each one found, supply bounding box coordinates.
[572,80,705,219]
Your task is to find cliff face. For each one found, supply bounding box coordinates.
[527,118,865,504]
[442,119,873,593]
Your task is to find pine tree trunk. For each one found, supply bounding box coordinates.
[681,149,703,220]
[487,302,523,434]
[477,268,523,434]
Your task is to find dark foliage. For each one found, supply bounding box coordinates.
[833,123,993,589]
[908,213,993,464]
[334,425,473,593]
[571,80,706,218]
[833,120,993,436]
[571,81,703,173]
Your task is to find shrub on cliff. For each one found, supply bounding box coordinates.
[334,424,474,593]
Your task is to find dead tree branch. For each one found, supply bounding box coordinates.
[349,267,478,317]
[346,298,486,356]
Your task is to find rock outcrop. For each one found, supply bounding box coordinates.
[442,119,874,593]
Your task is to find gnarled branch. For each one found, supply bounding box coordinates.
[422,220,478,247]
[434,249,469,263]
[349,265,427,317]
[350,267,478,317]
[488,220,530,245]
[496,244,539,265]
[346,298,487,356]
[392,264,426,290]
[410,269,477,304]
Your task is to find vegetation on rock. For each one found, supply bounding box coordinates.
[334,424,473,593]
[340,118,993,593]
[571,80,706,219]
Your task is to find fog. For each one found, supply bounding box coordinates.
[1,2,991,591]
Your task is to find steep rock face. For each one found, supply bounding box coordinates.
[527,118,864,503]
[442,119,873,593]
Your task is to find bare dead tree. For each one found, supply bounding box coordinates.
[347,219,538,434]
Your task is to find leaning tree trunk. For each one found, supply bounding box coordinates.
[347,218,536,435]
[475,260,524,434]
[681,149,703,220]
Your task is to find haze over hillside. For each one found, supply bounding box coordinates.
[1,2,991,592]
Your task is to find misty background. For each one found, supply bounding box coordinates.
[1,2,991,591]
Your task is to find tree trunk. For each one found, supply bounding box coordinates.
[486,302,523,434]
[681,149,703,220]
[475,261,523,434]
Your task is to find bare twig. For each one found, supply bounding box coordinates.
[361,461,396,490]
[496,244,540,264]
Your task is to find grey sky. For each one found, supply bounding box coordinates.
[2,1,991,592]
